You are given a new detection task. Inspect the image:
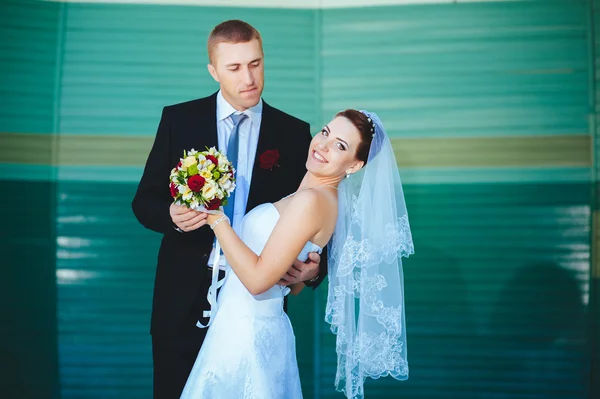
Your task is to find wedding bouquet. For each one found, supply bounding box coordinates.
[169,147,235,211]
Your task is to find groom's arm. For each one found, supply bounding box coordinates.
[132,107,175,234]
[285,249,326,295]
[304,246,327,289]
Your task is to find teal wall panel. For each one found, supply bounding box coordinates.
[0,181,60,399]
[0,1,60,398]
[321,1,590,139]
[59,4,318,135]
[589,0,600,397]
[317,183,591,399]
[1,1,597,398]
[0,0,61,135]
[319,1,592,398]
[57,182,157,398]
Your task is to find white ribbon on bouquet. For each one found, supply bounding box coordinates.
[193,206,228,329]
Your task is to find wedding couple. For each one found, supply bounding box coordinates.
[132,20,413,399]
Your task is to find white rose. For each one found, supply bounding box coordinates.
[219,176,233,191]
[181,156,197,168]
[202,181,217,199]
[182,188,194,201]
[226,182,236,195]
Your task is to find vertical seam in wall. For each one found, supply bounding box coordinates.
[590,0,599,280]
[52,2,66,160]
[51,1,67,396]
[313,2,323,398]
[587,2,599,399]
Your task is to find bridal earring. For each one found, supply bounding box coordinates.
[345,172,350,179]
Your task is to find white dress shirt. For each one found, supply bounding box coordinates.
[208,91,263,269]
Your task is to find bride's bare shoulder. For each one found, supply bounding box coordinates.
[288,187,338,220]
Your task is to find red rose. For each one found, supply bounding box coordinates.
[259,149,280,170]
[205,198,221,210]
[169,183,178,198]
[188,175,206,192]
[206,155,218,166]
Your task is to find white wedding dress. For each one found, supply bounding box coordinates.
[180,202,322,399]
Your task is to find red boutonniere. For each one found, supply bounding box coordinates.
[259,148,280,171]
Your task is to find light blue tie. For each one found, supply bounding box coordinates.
[222,113,247,223]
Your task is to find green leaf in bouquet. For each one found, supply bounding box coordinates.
[188,164,199,176]
[177,176,186,186]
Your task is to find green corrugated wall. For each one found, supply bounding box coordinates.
[591,1,600,399]
[1,1,60,398]
[0,0,597,398]
[320,2,591,398]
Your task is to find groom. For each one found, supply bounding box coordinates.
[132,20,326,398]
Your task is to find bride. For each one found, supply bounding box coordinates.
[180,109,414,399]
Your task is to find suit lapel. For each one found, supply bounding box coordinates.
[246,101,277,212]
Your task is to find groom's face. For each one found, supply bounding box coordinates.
[208,39,264,111]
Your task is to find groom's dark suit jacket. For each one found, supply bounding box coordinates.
[132,92,326,337]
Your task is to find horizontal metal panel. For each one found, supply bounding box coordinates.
[0,0,60,134]
[59,4,319,134]
[321,1,590,140]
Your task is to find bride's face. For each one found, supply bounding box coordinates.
[306,116,365,178]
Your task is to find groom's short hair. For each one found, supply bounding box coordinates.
[208,20,263,64]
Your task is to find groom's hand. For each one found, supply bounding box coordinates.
[278,252,320,286]
[170,203,208,232]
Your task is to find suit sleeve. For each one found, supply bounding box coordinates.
[132,107,175,234]
[308,245,328,290]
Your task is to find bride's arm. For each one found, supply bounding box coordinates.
[208,190,324,295]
